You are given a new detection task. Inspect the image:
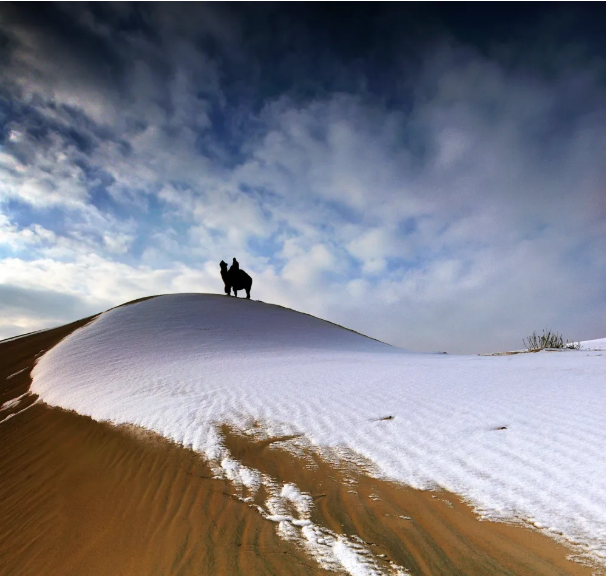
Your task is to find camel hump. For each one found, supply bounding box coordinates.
[231,268,252,290]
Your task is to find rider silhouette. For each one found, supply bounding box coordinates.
[220,257,252,299]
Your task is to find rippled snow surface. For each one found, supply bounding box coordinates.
[32,294,606,564]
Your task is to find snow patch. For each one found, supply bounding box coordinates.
[6,367,28,380]
[0,392,29,410]
[205,435,409,575]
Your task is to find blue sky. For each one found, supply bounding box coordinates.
[1,3,605,353]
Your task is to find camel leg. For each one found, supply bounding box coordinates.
[246,288,250,299]
[233,290,238,298]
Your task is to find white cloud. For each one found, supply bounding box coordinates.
[0,128,91,209]
[103,232,134,254]
[346,228,400,274]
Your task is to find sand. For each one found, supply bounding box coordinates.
[0,314,600,575]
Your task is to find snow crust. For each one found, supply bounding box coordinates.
[31,294,606,566]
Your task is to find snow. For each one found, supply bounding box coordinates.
[0,396,39,425]
[6,367,28,379]
[0,392,29,410]
[581,337,606,351]
[31,294,606,568]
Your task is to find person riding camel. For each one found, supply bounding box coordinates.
[220,257,252,299]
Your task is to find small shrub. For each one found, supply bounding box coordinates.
[523,330,581,351]
[523,329,564,351]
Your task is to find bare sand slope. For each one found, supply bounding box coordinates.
[0,313,598,575]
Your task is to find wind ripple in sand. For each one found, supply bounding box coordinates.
[211,435,409,576]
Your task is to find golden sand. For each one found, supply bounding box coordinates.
[0,314,600,575]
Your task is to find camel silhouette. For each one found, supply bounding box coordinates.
[220,260,252,299]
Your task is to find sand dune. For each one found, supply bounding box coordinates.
[1,296,604,575]
[0,319,335,576]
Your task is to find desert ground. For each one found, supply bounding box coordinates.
[1,296,603,576]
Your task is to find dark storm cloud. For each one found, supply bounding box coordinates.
[0,3,605,352]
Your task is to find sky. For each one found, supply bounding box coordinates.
[0,3,605,354]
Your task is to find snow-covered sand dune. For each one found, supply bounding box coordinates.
[581,337,606,351]
[32,294,606,567]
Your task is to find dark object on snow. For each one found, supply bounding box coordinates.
[220,260,252,299]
